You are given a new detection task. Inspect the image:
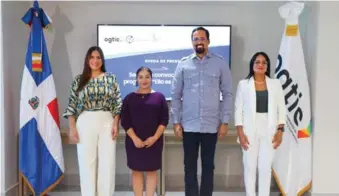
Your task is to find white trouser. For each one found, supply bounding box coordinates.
[243,113,275,196]
[76,111,116,196]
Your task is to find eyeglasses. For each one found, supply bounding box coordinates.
[192,37,207,42]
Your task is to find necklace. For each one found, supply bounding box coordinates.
[254,80,265,84]
[137,90,151,99]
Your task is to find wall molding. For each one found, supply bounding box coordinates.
[60,128,239,145]
[56,173,280,192]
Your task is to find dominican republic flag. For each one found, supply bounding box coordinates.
[19,1,65,195]
[272,2,312,196]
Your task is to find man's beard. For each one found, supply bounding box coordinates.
[195,44,205,54]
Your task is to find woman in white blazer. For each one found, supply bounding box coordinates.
[234,52,286,196]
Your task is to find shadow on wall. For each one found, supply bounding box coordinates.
[2,0,32,190]
[229,26,247,129]
[49,5,74,129]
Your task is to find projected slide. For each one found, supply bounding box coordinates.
[97,25,231,100]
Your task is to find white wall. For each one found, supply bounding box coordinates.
[0,0,4,195]
[1,1,30,195]
[311,2,339,194]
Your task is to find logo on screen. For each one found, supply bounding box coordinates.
[104,35,134,44]
[104,37,121,43]
[126,35,134,43]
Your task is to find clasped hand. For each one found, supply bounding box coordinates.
[133,136,157,148]
[239,129,283,151]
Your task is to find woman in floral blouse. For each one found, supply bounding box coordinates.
[63,46,122,196]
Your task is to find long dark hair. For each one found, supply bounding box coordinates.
[245,51,271,79]
[135,66,153,87]
[77,46,106,92]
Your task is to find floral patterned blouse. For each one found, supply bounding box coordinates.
[63,72,122,119]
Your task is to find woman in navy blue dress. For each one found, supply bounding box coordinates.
[120,67,169,196]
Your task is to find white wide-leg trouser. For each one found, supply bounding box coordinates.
[243,113,275,196]
[76,111,116,196]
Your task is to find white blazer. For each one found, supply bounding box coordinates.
[234,76,286,140]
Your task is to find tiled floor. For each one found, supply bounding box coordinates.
[48,191,280,196]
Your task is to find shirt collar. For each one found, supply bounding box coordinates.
[190,52,212,60]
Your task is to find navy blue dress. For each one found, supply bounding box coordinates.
[120,92,169,171]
